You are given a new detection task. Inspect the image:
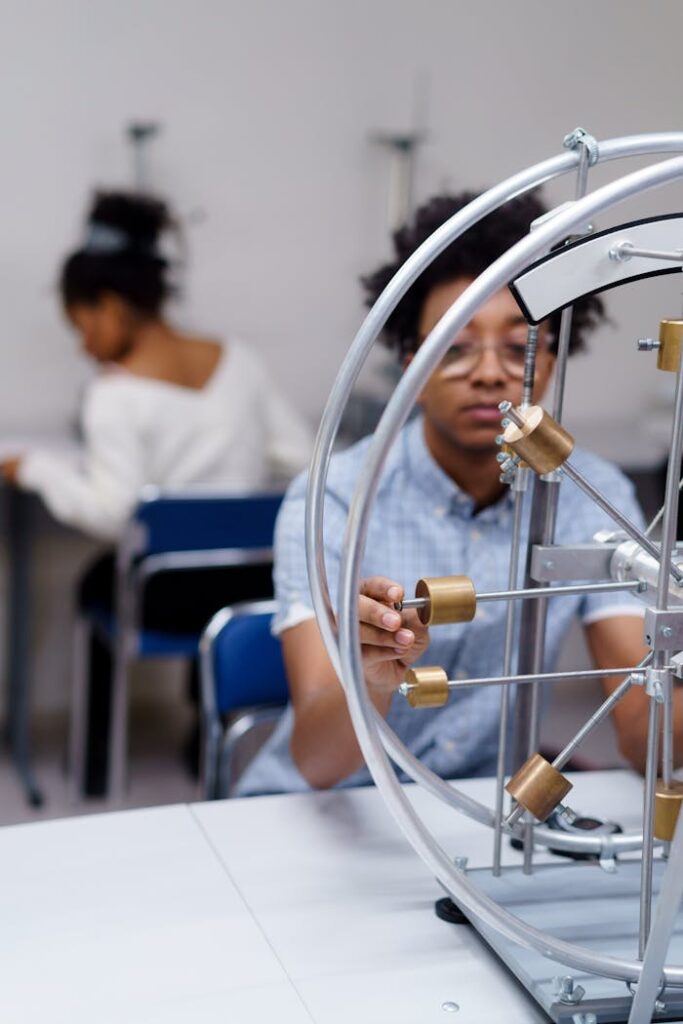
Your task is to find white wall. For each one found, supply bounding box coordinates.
[2,0,683,714]
[1,0,683,439]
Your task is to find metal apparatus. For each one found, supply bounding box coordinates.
[306,131,683,1023]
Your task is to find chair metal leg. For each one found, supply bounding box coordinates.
[201,716,222,801]
[218,708,282,798]
[68,615,91,802]
[108,634,130,801]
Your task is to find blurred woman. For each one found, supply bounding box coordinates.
[1,191,312,793]
[3,190,311,535]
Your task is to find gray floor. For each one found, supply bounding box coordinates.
[0,696,198,827]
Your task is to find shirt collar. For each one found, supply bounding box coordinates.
[402,415,512,523]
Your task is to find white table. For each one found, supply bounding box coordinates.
[0,771,650,1023]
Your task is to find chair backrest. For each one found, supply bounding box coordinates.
[128,491,285,557]
[201,599,289,717]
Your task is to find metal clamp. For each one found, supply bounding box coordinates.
[530,543,617,583]
[644,608,683,651]
[626,978,666,1015]
[644,667,669,703]
[563,126,599,165]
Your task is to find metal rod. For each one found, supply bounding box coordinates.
[645,475,683,538]
[551,307,576,424]
[663,674,674,787]
[398,579,641,614]
[551,135,590,425]
[563,460,683,583]
[652,327,683,799]
[522,325,539,406]
[493,482,526,875]
[627,795,683,1024]
[610,241,683,263]
[502,330,539,878]
[552,654,652,771]
[503,658,650,831]
[400,666,641,700]
[639,697,661,958]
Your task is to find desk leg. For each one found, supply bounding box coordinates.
[5,489,43,807]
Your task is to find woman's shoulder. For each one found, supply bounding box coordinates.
[82,368,157,425]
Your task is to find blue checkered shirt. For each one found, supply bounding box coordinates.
[238,415,644,796]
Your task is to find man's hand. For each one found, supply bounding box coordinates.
[358,576,430,690]
[286,575,431,789]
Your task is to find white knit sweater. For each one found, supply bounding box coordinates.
[18,340,312,540]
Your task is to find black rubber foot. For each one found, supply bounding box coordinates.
[434,896,470,925]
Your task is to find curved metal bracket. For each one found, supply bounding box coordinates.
[510,212,683,324]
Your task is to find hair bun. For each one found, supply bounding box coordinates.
[88,191,171,249]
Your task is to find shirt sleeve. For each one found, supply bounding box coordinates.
[571,459,648,624]
[17,380,144,539]
[272,470,348,635]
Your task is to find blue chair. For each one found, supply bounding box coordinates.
[69,489,284,800]
[200,599,288,799]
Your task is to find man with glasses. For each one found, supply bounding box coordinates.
[238,191,674,797]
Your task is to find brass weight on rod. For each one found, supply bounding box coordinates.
[415,576,477,626]
[403,666,449,708]
[658,319,683,373]
[502,405,574,475]
[654,780,683,841]
[505,753,573,822]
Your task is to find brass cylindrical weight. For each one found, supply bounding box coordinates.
[658,319,683,373]
[654,780,683,841]
[505,753,573,822]
[503,405,574,475]
[415,576,476,626]
[403,666,449,708]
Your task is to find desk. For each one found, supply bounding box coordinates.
[0,771,653,1023]
[0,432,83,806]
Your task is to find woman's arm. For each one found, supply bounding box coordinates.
[15,381,144,539]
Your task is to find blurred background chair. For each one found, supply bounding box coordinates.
[69,489,284,800]
[200,599,287,799]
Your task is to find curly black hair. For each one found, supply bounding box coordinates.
[60,191,176,317]
[361,191,605,358]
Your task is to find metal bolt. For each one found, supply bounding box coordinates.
[544,560,555,570]
[555,976,585,1005]
[637,337,660,352]
[501,417,511,429]
[495,434,504,445]
[496,452,508,464]
[498,400,512,413]
[453,856,468,871]
[440,1001,460,1013]
[661,625,674,638]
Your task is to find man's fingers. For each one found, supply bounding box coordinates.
[359,576,404,604]
[359,623,415,649]
[361,645,411,667]
[358,593,403,632]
